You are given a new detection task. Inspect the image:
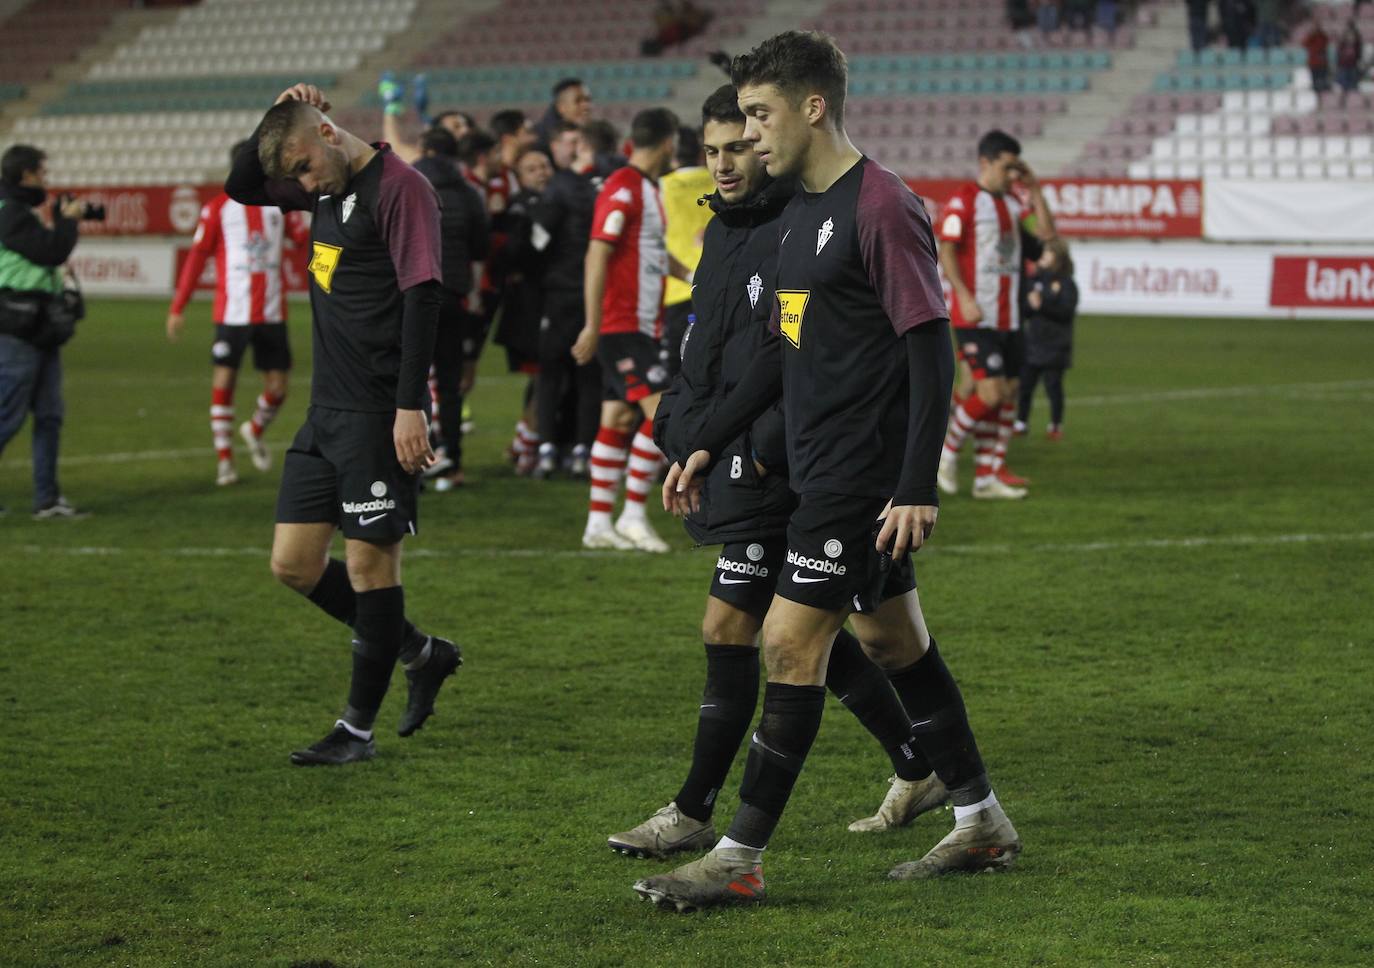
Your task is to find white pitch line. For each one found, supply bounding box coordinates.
[2,379,1370,471]
[13,531,1374,563]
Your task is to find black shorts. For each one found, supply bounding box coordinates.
[708,538,786,617]
[276,406,419,543]
[210,323,291,371]
[598,331,671,405]
[776,491,917,614]
[954,329,1013,382]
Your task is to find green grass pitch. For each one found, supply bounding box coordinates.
[2,299,1372,967]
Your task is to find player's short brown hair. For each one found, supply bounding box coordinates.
[730,30,848,129]
[701,84,744,127]
[257,99,323,180]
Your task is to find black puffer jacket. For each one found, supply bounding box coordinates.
[1022,269,1078,370]
[411,154,489,295]
[654,177,795,545]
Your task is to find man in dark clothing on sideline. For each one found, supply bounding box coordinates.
[0,144,87,518]
[411,127,489,491]
[605,84,942,861]
[225,83,460,766]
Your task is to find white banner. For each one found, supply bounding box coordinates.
[1073,241,1374,318]
[68,239,175,296]
[1205,180,1374,244]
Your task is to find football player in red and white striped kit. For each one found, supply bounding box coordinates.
[168,142,309,486]
[936,130,1055,500]
[572,108,692,552]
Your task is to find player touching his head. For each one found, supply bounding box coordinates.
[635,32,1019,912]
[226,84,461,766]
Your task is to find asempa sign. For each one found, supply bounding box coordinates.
[907,178,1203,239]
[1270,256,1374,309]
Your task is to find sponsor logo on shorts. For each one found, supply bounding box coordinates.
[824,539,843,559]
[786,550,847,575]
[212,340,231,359]
[987,352,1004,371]
[746,543,765,562]
[646,364,668,386]
[358,513,387,526]
[616,357,636,373]
[717,556,769,579]
[342,498,397,514]
[370,481,388,498]
[791,572,829,584]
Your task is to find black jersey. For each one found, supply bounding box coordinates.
[771,157,947,497]
[304,148,441,412]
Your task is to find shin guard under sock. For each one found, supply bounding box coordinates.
[726,682,826,849]
[827,628,932,781]
[341,586,405,731]
[886,640,990,805]
[674,644,760,822]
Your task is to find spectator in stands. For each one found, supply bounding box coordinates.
[0,144,88,519]
[1219,0,1254,50]
[1187,0,1211,52]
[1095,0,1118,43]
[1303,14,1333,98]
[533,79,594,151]
[1254,0,1282,49]
[1036,0,1061,38]
[1016,239,1078,442]
[641,1,714,56]
[1009,0,1037,47]
[412,127,489,492]
[1336,18,1365,105]
[1062,0,1096,37]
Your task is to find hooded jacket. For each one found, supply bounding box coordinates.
[653,176,795,545]
[412,154,489,296]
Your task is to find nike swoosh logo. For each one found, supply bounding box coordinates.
[791,572,828,584]
[751,731,787,759]
[781,229,791,246]
[909,718,933,729]
[358,513,388,526]
[718,575,752,585]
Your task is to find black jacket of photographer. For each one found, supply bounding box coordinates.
[653,176,795,546]
[0,183,78,342]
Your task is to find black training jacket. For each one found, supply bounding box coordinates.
[412,154,490,296]
[654,177,795,545]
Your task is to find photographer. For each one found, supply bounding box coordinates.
[0,144,88,518]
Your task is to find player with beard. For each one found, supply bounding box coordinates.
[606,84,946,861]
[635,33,1019,911]
[226,83,461,765]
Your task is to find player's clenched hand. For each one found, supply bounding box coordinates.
[570,326,598,366]
[275,83,331,113]
[393,409,435,475]
[876,503,938,558]
[165,311,184,342]
[662,449,710,516]
[957,291,983,325]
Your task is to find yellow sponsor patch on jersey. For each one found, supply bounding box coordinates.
[308,242,343,293]
[776,290,810,349]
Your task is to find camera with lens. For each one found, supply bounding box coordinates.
[81,202,105,221]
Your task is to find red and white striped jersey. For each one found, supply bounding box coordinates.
[938,182,1028,331]
[171,193,308,324]
[590,165,667,338]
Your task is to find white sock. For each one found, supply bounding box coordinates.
[336,718,373,741]
[953,790,998,822]
[716,835,765,858]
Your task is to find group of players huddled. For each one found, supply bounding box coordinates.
[176,28,1086,912]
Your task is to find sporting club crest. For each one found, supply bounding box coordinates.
[342,193,356,223]
[816,217,834,255]
[747,272,763,308]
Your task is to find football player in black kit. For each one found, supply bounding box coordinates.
[607,85,945,861]
[636,34,1020,911]
[226,84,461,766]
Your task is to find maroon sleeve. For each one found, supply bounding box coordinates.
[377,153,443,290]
[856,162,949,336]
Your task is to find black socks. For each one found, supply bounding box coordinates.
[726,682,826,849]
[886,641,990,805]
[826,628,932,781]
[305,558,428,663]
[674,644,761,822]
[341,586,406,732]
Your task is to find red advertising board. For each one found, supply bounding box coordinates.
[50,183,220,236]
[907,178,1204,239]
[1270,255,1374,309]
